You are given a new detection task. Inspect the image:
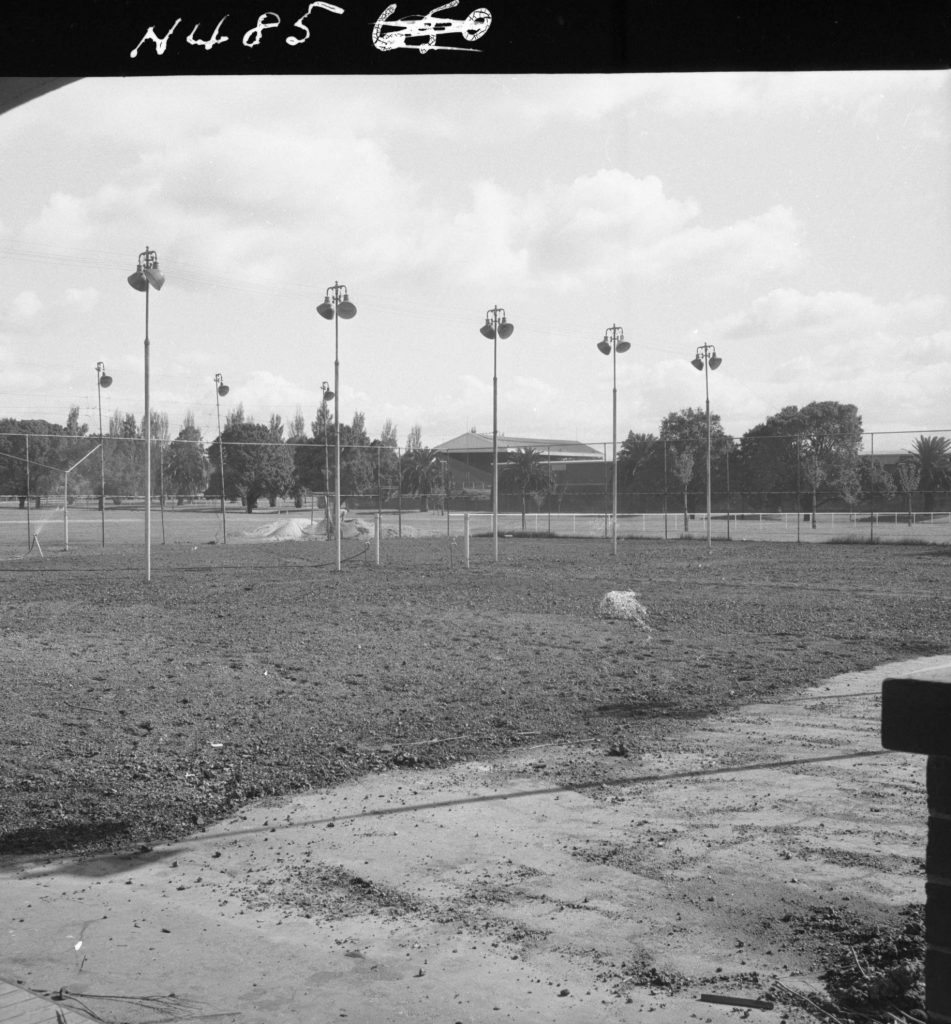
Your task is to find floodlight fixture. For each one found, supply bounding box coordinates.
[128,246,164,581]
[318,283,357,571]
[598,324,629,556]
[128,247,165,292]
[214,373,229,543]
[480,305,515,562]
[96,361,112,546]
[691,341,723,552]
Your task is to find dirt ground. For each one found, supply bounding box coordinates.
[2,538,948,862]
[2,654,942,1024]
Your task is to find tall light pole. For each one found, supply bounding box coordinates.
[479,305,514,562]
[95,361,112,546]
[690,341,722,553]
[320,380,335,522]
[214,373,230,544]
[597,324,630,556]
[127,247,165,582]
[317,283,356,572]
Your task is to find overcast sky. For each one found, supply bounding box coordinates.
[0,71,948,451]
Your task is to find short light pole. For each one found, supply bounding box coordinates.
[597,324,630,556]
[480,306,514,562]
[214,373,230,543]
[690,342,722,553]
[320,380,335,522]
[317,283,356,572]
[95,361,112,546]
[127,247,165,582]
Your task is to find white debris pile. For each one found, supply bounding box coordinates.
[598,590,651,630]
[243,517,321,542]
[341,517,373,538]
[239,514,418,543]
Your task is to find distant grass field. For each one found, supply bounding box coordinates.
[2,499,949,560]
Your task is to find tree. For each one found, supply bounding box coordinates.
[0,418,70,508]
[895,460,920,525]
[165,412,208,504]
[617,432,665,511]
[290,398,334,499]
[860,457,897,510]
[146,409,171,507]
[379,419,398,449]
[737,401,863,521]
[266,415,286,506]
[405,424,422,452]
[289,407,307,441]
[208,421,294,513]
[62,406,95,497]
[659,407,728,512]
[660,407,730,518]
[910,435,950,512]
[670,450,695,532]
[376,419,400,504]
[500,447,549,529]
[339,411,375,505]
[735,409,802,512]
[225,403,247,429]
[286,411,310,508]
[401,446,441,511]
[103,412,143,505]
[796,402,863,527]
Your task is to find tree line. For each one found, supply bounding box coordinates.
[1,398,948,518]
[0,400,437,513]
[617,401,950,522]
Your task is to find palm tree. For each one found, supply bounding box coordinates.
[500,447,549,530]
[910,435,951,512]
[401,446,441,511]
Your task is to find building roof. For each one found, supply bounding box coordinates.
[434,431,603,460]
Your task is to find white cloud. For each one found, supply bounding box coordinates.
[10,291,42,321]
[706,293,951,434]
[654,70,949,119]
[22,192,95,249]
[649,205,804,281]
[718,288,947,342]
[456,172,803,289]
[64,288,98,312]
[490,71,949,128]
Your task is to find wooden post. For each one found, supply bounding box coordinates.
[882,671,951,1023]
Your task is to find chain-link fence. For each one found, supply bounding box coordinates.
[1,428,950,554]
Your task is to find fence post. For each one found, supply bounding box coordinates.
[464,512,470,568]
[663,440,669,540]
[882,673,951,1021]
[796,435,802,544]
[375,513,381,565]
[870,431,876,543]
[25,433,32,550]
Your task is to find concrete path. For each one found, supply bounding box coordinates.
[3,655,947,1024]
